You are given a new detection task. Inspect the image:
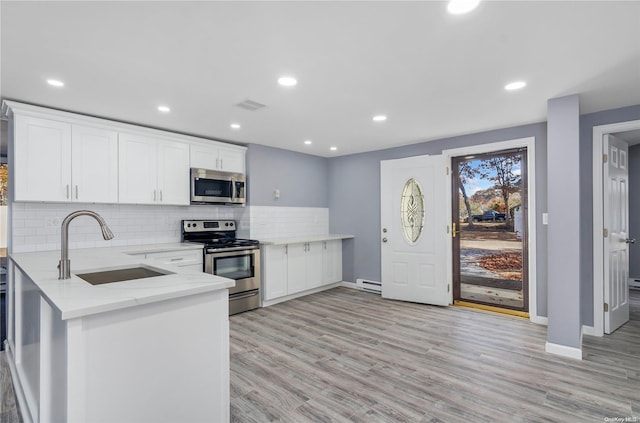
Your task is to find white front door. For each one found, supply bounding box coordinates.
[604,134,631,334]
[380,154,449,305]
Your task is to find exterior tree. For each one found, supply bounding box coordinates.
[478,154,522,221]
[457,161,477,226]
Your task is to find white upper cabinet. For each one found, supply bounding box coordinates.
[119,133,190,205]
[157,138,190,205]
[118,132,158,204]
[5,101,245,206]
[190,142,245,173]
[217,146,245,173]
[71,125,118,203]
[14,117,117,204]
[14,115,72,202]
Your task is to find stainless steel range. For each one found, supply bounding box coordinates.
[182,220,260,315]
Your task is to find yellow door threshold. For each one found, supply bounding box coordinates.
[454,300,529,318]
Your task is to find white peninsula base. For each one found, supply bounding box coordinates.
[6,245,232,423]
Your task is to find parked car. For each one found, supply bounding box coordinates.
[471,210,506,222]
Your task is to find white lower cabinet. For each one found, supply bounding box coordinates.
[263,245,288,300]
[263,240,343,302]
[142,249,204,273]
[322,240,343,284]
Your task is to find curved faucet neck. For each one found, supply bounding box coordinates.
[59,210,114,280]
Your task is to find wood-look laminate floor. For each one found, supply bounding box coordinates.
[231,288,640,423]
[1,289,638,422]
[0,350,21,422]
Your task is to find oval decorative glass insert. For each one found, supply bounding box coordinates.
[400,178,425,243]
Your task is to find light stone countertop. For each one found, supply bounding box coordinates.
[258,234,354,245]
[9,243,234,320]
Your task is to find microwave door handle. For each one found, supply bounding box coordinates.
[231,179,237,201]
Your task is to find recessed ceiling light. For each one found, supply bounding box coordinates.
[447,0,481,15]
[505,81,527,91]
[373,115,387,122]
[330,146,337,151]
[230,123,241,129]
[157,105,171,113]
[304,140,312,145]
[47,79,65,87]
[278,76,298,87]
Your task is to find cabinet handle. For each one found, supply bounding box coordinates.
[154,190,157,202]
[216,158,220,169]
[220,158,223,169]
[170,257,184,261]
[66,184,70,199]
[75,185,78,199]
[285,245,288,255]
[324,241,327,250]
[160,190,163,202]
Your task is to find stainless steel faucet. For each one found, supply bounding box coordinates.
[58,210,114,279]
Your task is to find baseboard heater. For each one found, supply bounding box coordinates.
[356,278,382,293]
[631,278,640,290]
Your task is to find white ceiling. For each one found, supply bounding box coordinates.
[2,1,640,157]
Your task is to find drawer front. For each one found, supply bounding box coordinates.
[145,250,203,267]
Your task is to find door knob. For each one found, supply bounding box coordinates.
[625,238,636,244]
[382,238,388,243]
[383,228,388,233]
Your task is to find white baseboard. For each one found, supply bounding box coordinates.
[545,341,583,360]
[340,281,357,289]
[581,324,597,336]
[530,315,548,325]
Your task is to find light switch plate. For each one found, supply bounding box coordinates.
[542,213,548,225]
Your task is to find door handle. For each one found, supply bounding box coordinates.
[452,222,460,238]
[382,237,388,243]
[75,185,78,199]
[625,238,636,244]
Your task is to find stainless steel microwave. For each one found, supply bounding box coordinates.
[190,168,246,205]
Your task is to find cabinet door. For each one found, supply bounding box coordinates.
[306,242,324,289]
[217,146,245,173]
[190,143,219,171]
[118,132,157,204]
[157,139,190,205]
[71,125,118,203]
[287,243,308,294]
[322,240,343,284]
[263,245,288,300]
[14,116,71,201]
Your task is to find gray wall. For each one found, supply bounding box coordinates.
[546,95,581,349]
[246,143,329,207]
[629,144,640,279]
[578,104,640,326]
[328,122,549,317]
[245,103,640,327]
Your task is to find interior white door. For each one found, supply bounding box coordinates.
[380,154,449,305]
[604,134,631,334]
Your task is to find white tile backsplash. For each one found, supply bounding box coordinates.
[248,206,329,239]
[10,203,325,252]
[11,202,248,253]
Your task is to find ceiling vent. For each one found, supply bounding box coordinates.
[235,99,267,111]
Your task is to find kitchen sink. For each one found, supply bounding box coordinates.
[76,265,173,285]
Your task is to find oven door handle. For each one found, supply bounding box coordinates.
[206,246,259,254]
[229,290,259,301]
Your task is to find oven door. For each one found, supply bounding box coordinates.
[205,249,260,295]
